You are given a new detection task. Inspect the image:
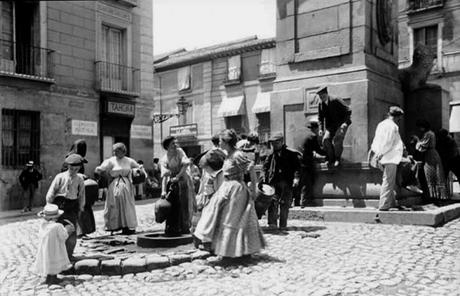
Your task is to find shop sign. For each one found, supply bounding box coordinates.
[131,125,152,139]
[107,101,135,117]
[170,123,198,138]
[71,120,98,136]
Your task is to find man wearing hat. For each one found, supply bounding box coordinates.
[317,86,352,167]
[19,161,43,212]
[300,119,326,207]
[46,153,85,258]
[261,132,300,229]
[370,106,404,211]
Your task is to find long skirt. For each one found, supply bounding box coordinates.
[77,179,98,235]
[423,149,448,199]
[165,178,192,236]
[194,180,265,257]
[104,176,138,231]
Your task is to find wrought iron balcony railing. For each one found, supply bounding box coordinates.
[95,61,140,96]
[0,39,55,81]
[408,0,444,13]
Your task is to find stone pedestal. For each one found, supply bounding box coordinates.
[273,0,403,163]
[310,162,423,208]
[404,85,450,138]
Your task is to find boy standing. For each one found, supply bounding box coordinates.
[46,153,85,258]
[19,161,42,212]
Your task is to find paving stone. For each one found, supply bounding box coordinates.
[122,257,146,274]
[145,254,170,270]
[74,259,100,275]
[100,259,122,276]
[169,254,191,265]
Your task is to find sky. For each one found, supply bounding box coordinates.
[153,0,276,55]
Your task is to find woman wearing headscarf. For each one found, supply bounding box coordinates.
[62,139,88,174]
[95,143,145,234]
[160,136,196,235]
[194,129,265,258]
[414,120,448,199]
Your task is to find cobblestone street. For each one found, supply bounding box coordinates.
[1,203,459,296]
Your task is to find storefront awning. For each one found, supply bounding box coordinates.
[217,96,245,117]
[449,102,460,133]
[252,92,271,113]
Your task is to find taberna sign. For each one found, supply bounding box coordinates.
[170,123,198,138]
[106,100,135,117]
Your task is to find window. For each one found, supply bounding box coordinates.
[2,109,40,167]
[191,64,203,89]
[177,66,191,91]
[259,48,276,77]
[101,25,125,89]
[414,25,438,57]
[0,1,47,76]
[227,55,241,81]
[160,71,177,95]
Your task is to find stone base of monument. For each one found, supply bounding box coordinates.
[311,162,423,208]
[289,203,460,227]
[137,231,193,248]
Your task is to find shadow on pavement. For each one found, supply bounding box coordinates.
[261,225,326,235]
[209,253,285,268]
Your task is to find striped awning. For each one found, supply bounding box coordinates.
[449,102,460,133]
[252,92,271,113]
[217,96,245,117]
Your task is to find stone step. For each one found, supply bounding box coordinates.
[288,203,460,226]
[303,195,423,208]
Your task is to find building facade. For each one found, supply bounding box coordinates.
[398,0,460,138]
[153,37,276,158]
[0,0,154,210]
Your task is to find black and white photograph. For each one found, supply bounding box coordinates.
[0,0,460,295]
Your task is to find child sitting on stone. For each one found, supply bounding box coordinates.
[33,204,75,285]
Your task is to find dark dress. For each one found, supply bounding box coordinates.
[160,148,195,235]
[416,131,448,199]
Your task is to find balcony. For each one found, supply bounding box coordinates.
[408,0,444,14]
[95,61,140,97]
[0,39,55,83]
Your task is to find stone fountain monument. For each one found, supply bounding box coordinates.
[272,0,425,207]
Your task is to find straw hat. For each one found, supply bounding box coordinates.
[37,204,63,219]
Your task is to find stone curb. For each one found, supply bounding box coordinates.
[70,250,211,276]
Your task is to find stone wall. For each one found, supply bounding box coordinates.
[0,0,154,210]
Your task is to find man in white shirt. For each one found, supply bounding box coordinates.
[370,106,404,211]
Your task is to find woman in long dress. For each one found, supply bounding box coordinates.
[160,136,196,235]
[95,143,144,234]
[415,120,448,200]
[194,129,265,258]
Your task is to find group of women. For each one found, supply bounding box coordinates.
[158,129,265,258]
[95,129,265,258]
[412,120,450,200]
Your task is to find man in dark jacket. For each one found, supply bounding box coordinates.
[262,132,300,229]
[18,161,42,212]
[300,119,326,207]
[317,86,352,167]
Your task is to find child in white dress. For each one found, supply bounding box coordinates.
[33,204,75,285]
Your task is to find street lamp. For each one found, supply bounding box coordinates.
[152,96,190,124]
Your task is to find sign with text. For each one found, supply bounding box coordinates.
[170,123,198,138]
[71,120,98,136]
[131,125,152,139]
[107,101,135,117]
